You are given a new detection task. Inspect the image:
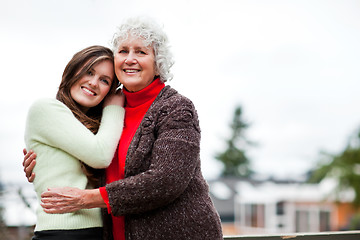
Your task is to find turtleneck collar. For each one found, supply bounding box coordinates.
[123,78,165,108]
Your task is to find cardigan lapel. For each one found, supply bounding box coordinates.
[124,86,177,177]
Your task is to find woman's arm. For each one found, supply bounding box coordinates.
[25,98,124,168]
[40,187,106,213]
[23,91,125,180]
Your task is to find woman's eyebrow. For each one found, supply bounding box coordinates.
[101,74,112,80]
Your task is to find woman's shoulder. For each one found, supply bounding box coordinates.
[28,98,69,116]
[30,98,66,109]
[146,86,201,133]
[152,86,197,116]
[157,86,195,108]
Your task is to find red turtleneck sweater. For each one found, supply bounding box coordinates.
[99,78,165,240]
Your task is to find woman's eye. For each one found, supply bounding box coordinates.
[101,79,109,85]
[87,71,94,76]
[119,50,127,54]
[138,50,146,55]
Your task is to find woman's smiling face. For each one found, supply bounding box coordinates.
[70,60,114,112]
[114,36,157,92]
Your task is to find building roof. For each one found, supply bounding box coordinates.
[235,178,354,204]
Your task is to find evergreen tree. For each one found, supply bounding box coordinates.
[309,128,360,207]
[215,105,254,178]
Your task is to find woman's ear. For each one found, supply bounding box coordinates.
[154,63,160,76]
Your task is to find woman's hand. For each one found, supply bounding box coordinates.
[23,148,36,182]
[41,187,106,214]
[103,89,125,108]
[41,187,87,213]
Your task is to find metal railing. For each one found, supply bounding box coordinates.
[223,231,360,240]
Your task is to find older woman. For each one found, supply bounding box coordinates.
[24,17,223,240]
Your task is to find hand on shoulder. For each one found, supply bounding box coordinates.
[103,89,125,108]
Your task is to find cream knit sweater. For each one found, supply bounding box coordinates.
[24,98,124,231]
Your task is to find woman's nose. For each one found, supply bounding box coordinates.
[125,52,137,64]
[88,77,99,88]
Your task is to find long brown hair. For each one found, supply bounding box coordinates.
[56,45,118,187]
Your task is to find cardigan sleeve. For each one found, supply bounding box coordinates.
[106,97,201,216]
[25,98,124,168]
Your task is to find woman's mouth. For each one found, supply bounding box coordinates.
[81,87,97,96]
[124,69,140,73]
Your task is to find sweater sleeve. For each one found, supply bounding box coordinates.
[25,98,124,168]
[106,97,201,215]
[99,187,111,213]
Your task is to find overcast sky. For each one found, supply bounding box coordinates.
[1,0,360,185]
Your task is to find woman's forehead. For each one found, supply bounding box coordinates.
[118,37,153,50]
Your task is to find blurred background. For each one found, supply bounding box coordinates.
[1,0,360,238]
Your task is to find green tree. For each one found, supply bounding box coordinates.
[0,180,9,238]
[215,105,254,178]
[309,128,360,207]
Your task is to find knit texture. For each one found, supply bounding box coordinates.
[102,86,223,240]
[24,98,124,231]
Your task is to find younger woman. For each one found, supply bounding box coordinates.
[24,45,125,240]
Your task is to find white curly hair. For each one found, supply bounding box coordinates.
[111,17,174,82]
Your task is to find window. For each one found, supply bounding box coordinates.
[244,204,265,228]
[319,210,331,232]
[296,210,310,232]
[276,201,285,215]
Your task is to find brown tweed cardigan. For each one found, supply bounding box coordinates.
[101,85,223,240]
